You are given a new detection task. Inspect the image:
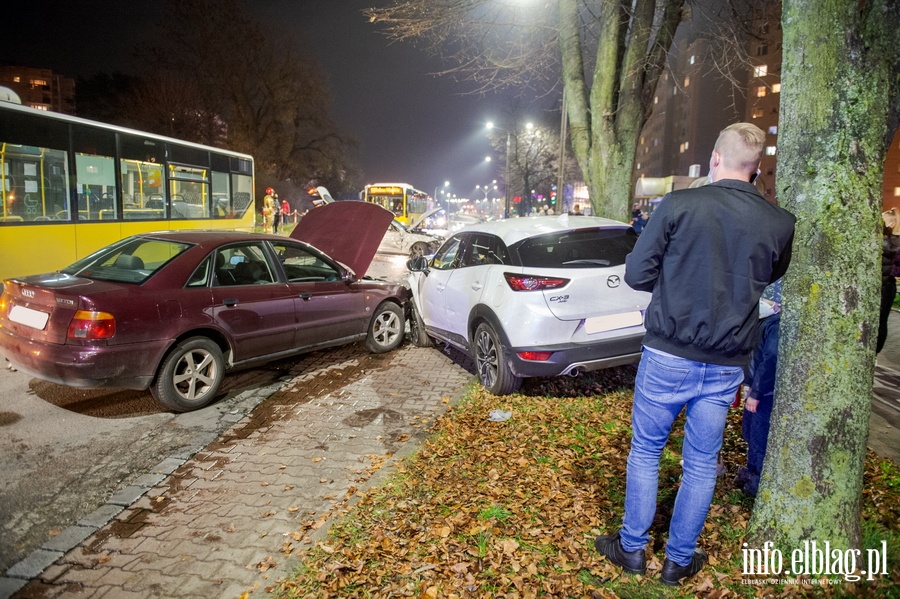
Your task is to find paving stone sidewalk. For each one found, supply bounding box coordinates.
[5,343,472,599]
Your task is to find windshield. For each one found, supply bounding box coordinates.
[513,227,638,269]
[61,237,193,283]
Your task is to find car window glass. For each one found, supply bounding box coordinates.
[462,234,509,267]
[214,242,275,286]
[514,227,638,268]
[61,237,192,284]
[431,236,464,271]
[271,242,341,282]
[186,255,213,287]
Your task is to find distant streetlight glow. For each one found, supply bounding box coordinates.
[434,180,450,212]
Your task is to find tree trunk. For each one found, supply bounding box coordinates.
[560,0,682,221]
[748,0,900,554]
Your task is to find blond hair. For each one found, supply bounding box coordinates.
[714,123,765,174]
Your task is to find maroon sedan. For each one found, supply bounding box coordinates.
[0,202,407,412]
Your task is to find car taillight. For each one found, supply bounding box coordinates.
[503,272,569,291]
[67,311,116,340]
[517,351,553,362]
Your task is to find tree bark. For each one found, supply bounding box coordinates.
[561,0,683,220]
[748,0,900,553]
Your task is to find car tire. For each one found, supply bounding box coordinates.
[408,301,432,347]
[365,302,405,353]
[150,337,225,412]
[410,241,429,258]
[474,323,522,395]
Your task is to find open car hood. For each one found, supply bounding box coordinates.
[290,201,394,276]
[406,207,443,231]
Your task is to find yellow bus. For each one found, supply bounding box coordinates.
[361,183,430,225]
[0,102,255,280]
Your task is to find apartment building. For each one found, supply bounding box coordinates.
[0,65,75,114]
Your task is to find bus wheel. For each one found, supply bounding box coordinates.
[410,241,429,258]
[151,337,225,412]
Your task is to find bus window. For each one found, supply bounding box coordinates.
[121,159,164,219]
[74,125,117,221]
[169,164,210,219]
[0,144,71,222]
[211,170,231,217]
[120,136,164,220]
[231,172,253,217]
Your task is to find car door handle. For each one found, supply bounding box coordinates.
[223,298,238,307]
[299,293,312,301]
[471,283,483,291]
[436,283,446,292]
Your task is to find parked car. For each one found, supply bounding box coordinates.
[0,202,407,412]
[406,215,651,394]
[378,208,445,257]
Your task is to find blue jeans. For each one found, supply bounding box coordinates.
[620,349,744,566]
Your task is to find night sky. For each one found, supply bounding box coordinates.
[0,1,547,199]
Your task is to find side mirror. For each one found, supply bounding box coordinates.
[406,255,429,272]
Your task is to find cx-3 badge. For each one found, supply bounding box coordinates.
[607,275,620,288]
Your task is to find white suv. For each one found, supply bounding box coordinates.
[406,214,651,394]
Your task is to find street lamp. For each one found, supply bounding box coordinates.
[475,180,498,217]
[434,180,449,212]
[487,121,533,218]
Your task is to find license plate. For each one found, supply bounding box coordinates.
[9,305,50,330]
[584,311,643,334]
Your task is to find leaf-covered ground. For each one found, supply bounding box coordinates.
[275,367,900,598]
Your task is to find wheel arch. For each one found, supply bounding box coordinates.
[164,327,233,368]
[468,305,510,349]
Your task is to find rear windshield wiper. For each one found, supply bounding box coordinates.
[561,259,611,266]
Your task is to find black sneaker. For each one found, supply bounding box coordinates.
[660,548,708,586]
[594,532,646,575]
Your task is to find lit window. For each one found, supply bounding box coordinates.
[654,96,658,104]
[894,187,900,196]
[690,55,695,65]
[765,146,777,156]
[684,76,691,87]
[654,138,659,147]
[754,65,768,77]
[752,108,764,118]
[29,78,48,87]
[772,83,782,93]
[640,136,645,144]
[684,141,689,150]
[13,76,20,83]
[757,86,767,97]
[679,143,685,153]
[636,163,642,170]
[768,126,778,135]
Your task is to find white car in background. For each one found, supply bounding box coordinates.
[378,208,445,257]
[406,215,651,394]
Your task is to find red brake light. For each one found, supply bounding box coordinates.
[503,272,569,291]
[517,351,553,362]
[67,310,116,340]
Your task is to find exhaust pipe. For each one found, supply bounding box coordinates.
[566,366,585,377]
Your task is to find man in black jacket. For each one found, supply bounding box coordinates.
[594,123,795,586]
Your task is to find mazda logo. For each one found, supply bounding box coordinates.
[607,275,620,288]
